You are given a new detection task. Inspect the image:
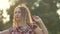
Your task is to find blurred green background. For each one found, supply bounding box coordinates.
[0,0,60,34]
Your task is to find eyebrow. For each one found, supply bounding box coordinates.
[15,10,21,13]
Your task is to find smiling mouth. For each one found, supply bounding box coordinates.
[15,16,19,18]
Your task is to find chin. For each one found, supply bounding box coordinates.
[16,19,20,21]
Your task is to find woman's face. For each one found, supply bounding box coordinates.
[14,7,21,21]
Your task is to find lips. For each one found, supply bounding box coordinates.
[15,16,19,18]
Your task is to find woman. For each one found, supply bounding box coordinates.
[0,4,48,34]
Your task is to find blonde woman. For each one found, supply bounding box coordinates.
[0,4,48,34]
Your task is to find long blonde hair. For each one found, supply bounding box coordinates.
[13,4,33,29]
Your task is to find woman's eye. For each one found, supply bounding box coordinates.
[15,11,21,14]
[15,11,17,14]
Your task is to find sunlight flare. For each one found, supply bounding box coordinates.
[0,0,17,24]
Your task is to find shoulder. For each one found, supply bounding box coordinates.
[0,28,10,34]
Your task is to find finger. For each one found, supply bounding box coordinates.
[32,15,36,18]
[32,16,40,20]
[32,16,34,18]
[34,16,39,19]
[36,16,39,17]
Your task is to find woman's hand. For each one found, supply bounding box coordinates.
[32,15,48,34]
[32,15,42,23]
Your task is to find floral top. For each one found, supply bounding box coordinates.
[9,23,37,34]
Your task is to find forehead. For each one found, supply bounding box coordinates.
[15,7,21,12]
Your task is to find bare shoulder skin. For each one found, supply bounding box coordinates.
[0,29,10,34]
[0,27,12,34]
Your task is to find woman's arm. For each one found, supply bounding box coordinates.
[32,16,48,34]
[0,27,12,34]
[38,20,48,34]
[33,25,43,34]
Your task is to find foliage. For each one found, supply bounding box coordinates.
[0,0,60,34]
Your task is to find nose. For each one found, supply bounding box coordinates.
[16,13,19,16]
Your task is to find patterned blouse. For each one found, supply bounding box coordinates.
[9,23,37,34]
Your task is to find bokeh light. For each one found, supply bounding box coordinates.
[0,0,18,24]
[57,9,60,19]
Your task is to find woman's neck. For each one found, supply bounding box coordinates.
[18,21,27,27]
[16,19,27,27]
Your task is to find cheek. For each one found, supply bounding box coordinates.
[18,13,21,17]
[14,13,21,19]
